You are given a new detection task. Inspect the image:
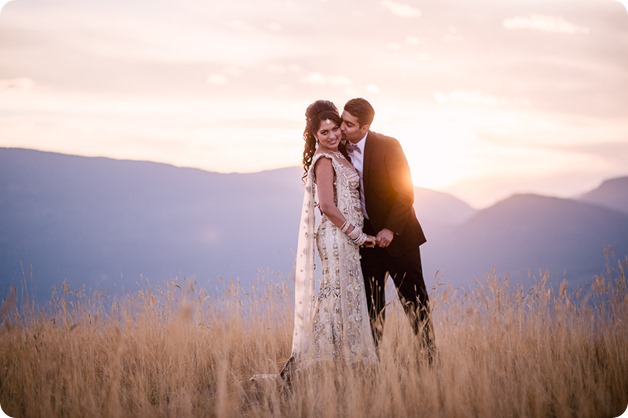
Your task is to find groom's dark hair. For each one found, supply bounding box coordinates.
[344,98,375,128]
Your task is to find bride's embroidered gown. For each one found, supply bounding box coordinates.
[305,151,377,365]
[275,151,377,382]
[251,151,376,384]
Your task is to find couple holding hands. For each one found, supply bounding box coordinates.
[256,98,436,384]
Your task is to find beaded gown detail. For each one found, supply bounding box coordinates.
[288,151,377,370]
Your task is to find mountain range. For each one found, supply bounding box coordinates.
[1,148,627,305]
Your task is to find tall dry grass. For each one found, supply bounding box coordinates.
[1,258,627,418]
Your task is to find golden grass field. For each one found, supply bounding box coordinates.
[1,257,627,418]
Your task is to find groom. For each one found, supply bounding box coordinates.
[341,98,436,361]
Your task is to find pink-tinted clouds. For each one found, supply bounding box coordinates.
[1,0,627,206]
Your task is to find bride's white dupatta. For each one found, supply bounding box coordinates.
[289,167,317,360]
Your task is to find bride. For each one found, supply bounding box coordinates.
[252,100,378,385]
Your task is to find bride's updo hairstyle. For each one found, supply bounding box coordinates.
[302,100,349,181]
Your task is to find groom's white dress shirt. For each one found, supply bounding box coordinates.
[347,133,369,219]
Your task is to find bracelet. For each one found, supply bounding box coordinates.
[347,225,361,240]
[340,221,366,245]
[352,232,367,246]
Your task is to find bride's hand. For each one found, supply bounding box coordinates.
[363,235,376,248]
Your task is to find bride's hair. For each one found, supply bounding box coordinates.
[302,100,349,181]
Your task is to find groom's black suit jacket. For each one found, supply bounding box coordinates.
[362,131,427,257]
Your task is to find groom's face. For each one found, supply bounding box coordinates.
[341,111,368,144]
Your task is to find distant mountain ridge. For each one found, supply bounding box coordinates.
[425,193,628,289]
[0,148,305,301]
[1,148,627,304]
[577,177,628,214]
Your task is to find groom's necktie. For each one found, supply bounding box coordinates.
[346,141,361,154]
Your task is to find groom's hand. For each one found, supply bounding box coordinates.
[376,229,394,248]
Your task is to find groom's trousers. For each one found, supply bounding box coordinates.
[360,220,436,358]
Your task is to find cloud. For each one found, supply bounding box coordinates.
[0,77,35,91]
[366,83,381,94]
[565,141,628,169]
[230,19,255,32]
[406,36,420,45]
[443,26,463,42]
[434,90,501,106]
[503,15,590,34]
[207,74,228,85]
[266,63,301,75]
[302,72,352,87]
[380,1,421,18]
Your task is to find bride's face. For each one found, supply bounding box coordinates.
[315,118,342,151]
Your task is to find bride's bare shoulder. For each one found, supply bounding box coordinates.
[312,150,335,167]
[313,150,334,159]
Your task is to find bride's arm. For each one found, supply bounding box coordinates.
[314,157,373,246]
[314,157,345,227]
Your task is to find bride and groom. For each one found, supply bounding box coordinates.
[254,98,436,384]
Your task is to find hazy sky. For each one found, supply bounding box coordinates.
[1,0,627,207]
